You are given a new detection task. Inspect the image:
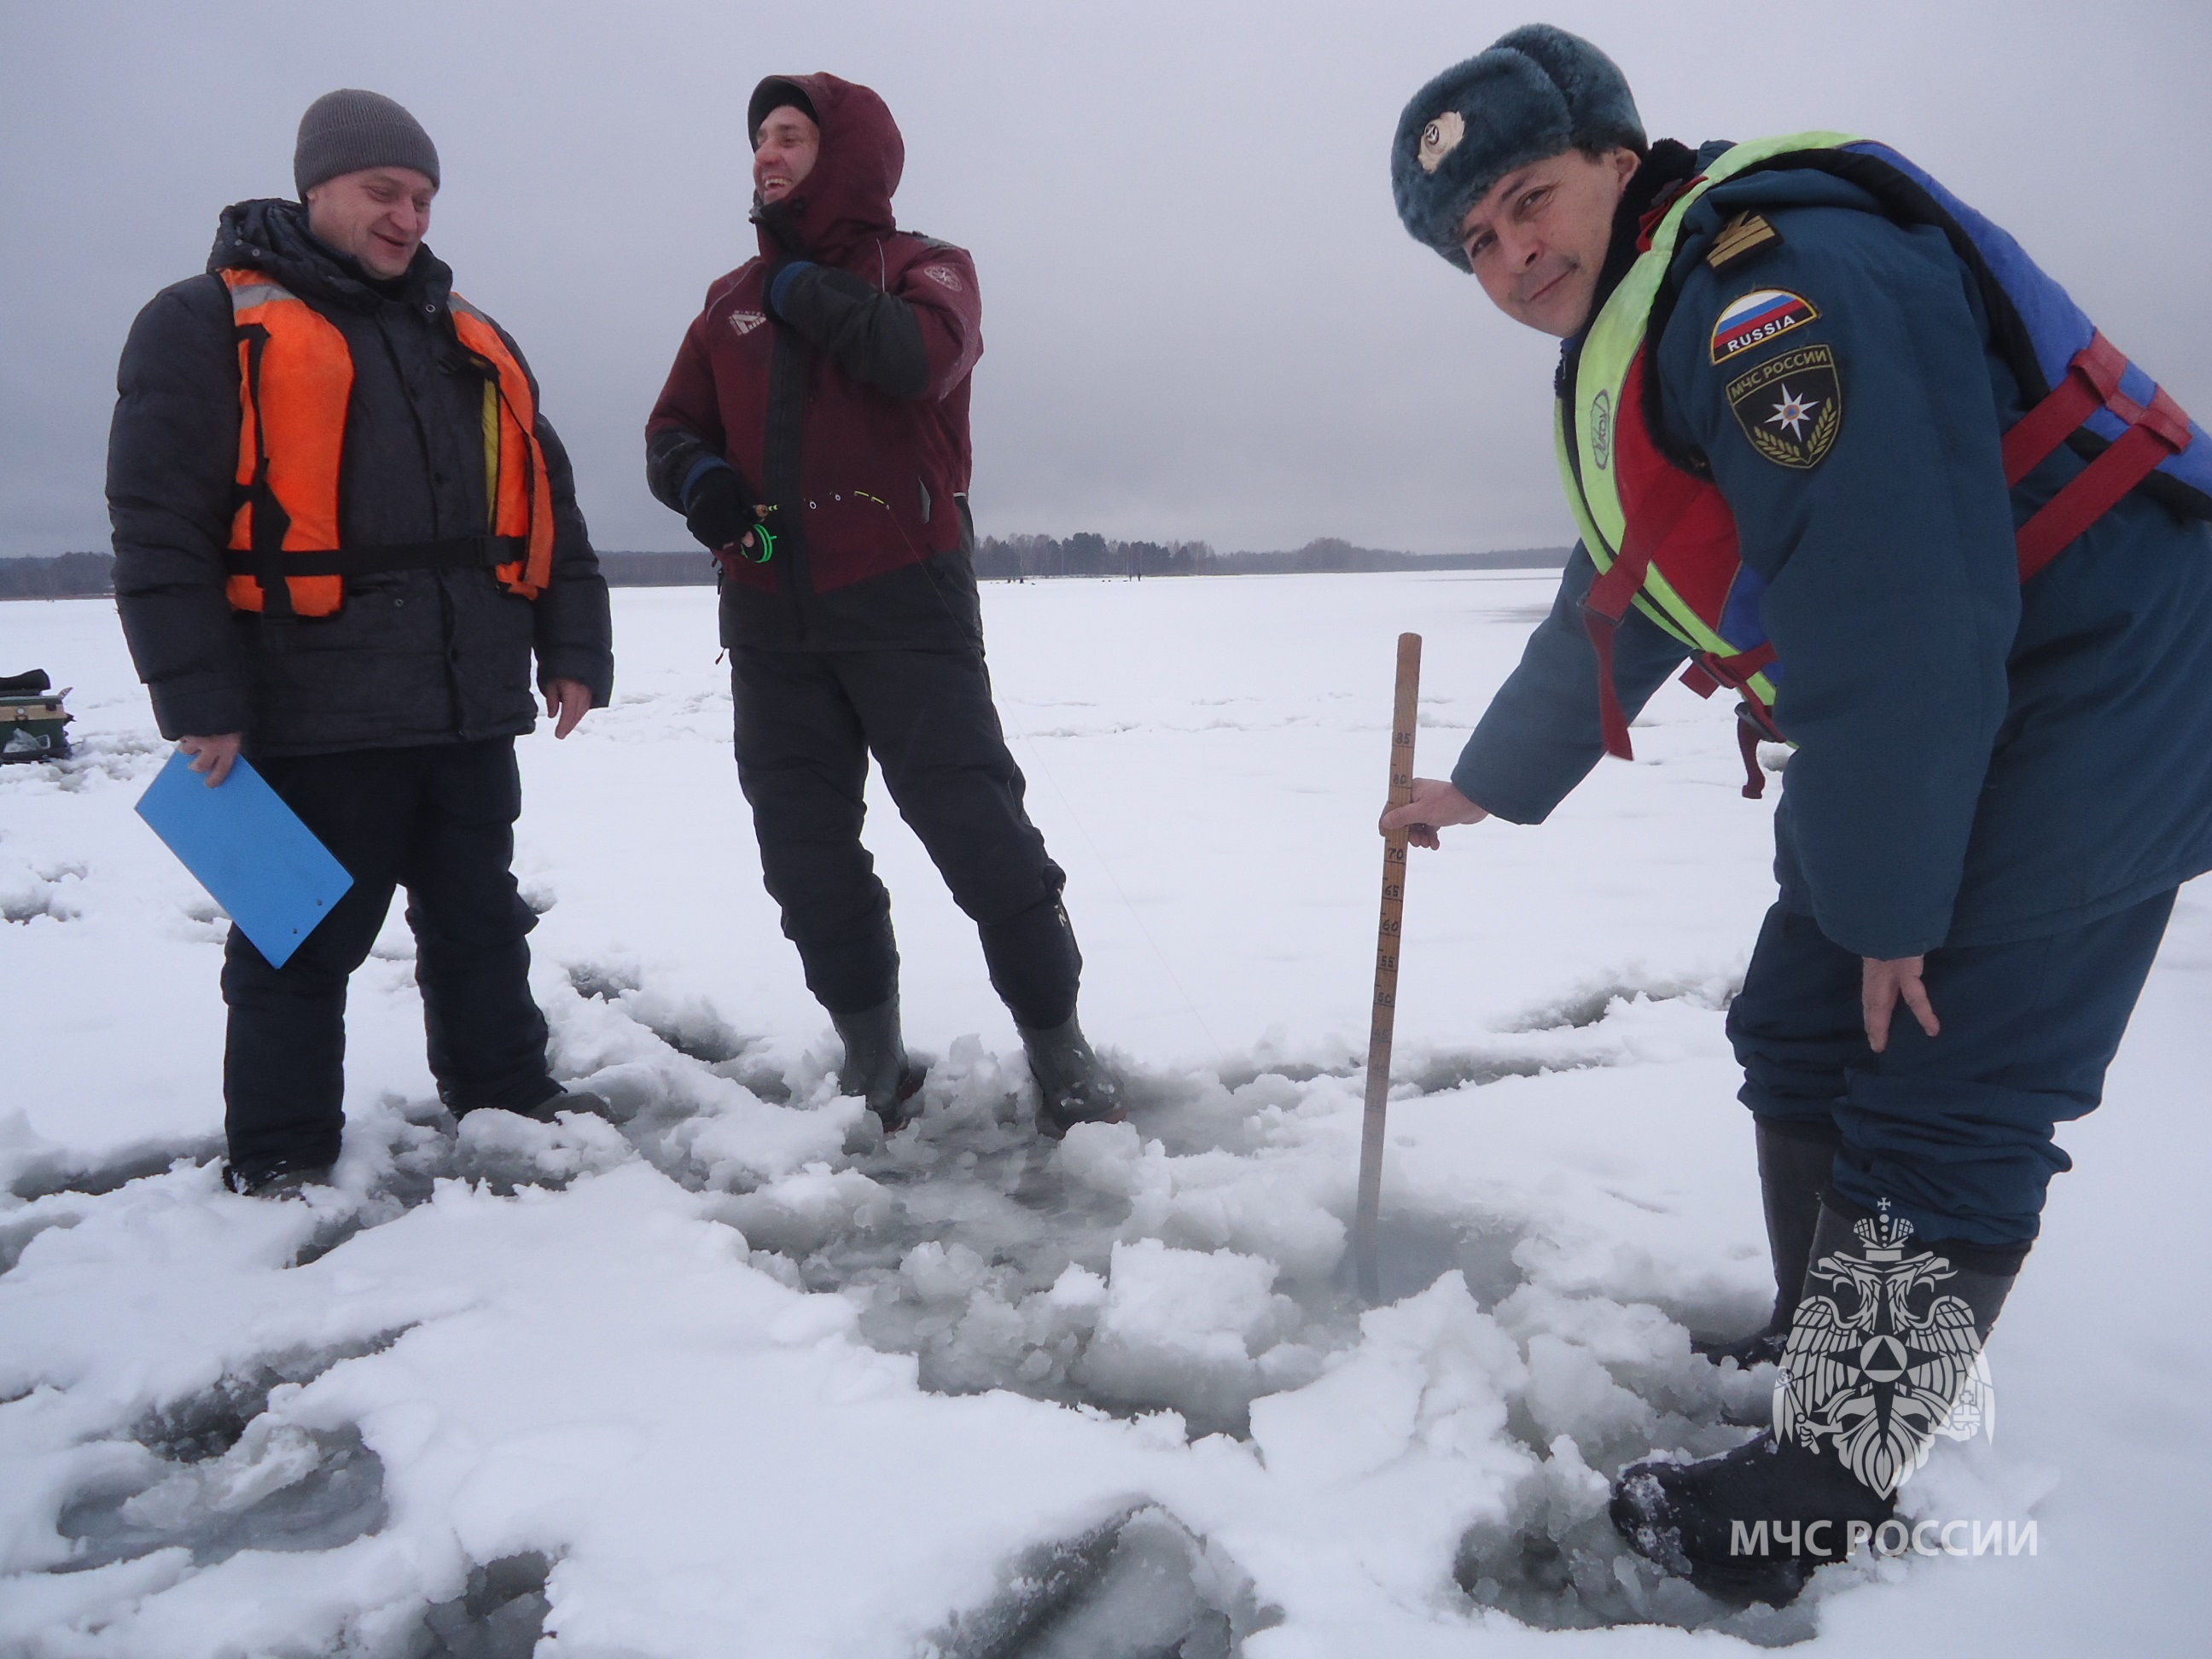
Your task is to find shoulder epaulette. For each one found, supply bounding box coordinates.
[1707,212,1781,272]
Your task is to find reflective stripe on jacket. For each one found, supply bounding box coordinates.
[1557,134,2208,790]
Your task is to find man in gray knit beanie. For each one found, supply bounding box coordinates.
[288,89,443,281]
[105,81,615,1199]
[294,88,440,198]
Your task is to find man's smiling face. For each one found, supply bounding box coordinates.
[753,106,820,205]
[1454,145,1640,337]
[305,166,436,281]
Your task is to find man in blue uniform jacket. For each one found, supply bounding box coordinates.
[1383,26,2212,1604]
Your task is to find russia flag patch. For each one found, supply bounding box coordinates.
[1710,288,1819,362]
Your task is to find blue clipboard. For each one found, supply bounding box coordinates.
[136,749,353,968]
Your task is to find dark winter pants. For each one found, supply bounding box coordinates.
[1727,889,2175,1249]
[221,737,557,1175]
[731,647,1080,1027]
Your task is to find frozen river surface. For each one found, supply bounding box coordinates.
[1,573,2205,1655]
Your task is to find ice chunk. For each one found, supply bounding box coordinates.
[929,1504,1271,1659]
[1043,1262,1107,1312]
[1054,1120,1145,1198]
[713,1163,893,1255]
[668,1083,868,1187]
[1074,1240,1291,1429]
[1521,1333,1656,1447]
[119,1417,326,1530]
[901,1239,992,1303]
[453,1102,632,1192]
[413,1552,551,1659]
[58,1423,386,1570]
[1249,1272,1523,1487]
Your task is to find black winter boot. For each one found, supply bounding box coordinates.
[831,997,926,1132]
[223,1159,336,1200]
[1019,1013,1123,1136]
[509,1090,620,1126]
[1613,1430,1887,1605]
[1615,1199,2023,1605]
[1694,1117,1842,1369]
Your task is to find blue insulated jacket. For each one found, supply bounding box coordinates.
[1453,154,2212,958]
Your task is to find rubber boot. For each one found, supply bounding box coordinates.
[511,1090,620,1126]
[223,1160,336,1200]
[831,997,926,1132]
[1613,1199,2023,1605]
[1019,1012,1123,1137]
[1694,1117,1842,1369]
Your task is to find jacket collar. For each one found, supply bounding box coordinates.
[1585,140,1701,335]
[208,197,455,315]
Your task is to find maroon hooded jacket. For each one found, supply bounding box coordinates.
[647,74,986,651]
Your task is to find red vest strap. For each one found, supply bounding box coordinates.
[1583,608,1635,761]
[1737,714,1767,800]
[1679,645,1786,796]
[1581,532,1652,761]
[2001,332,2122,485]
[1581,425,1717,762]
[2004,332,2193,582]
[1714,642,1778,681]
[2016,388,2191,580]
[1677,643,1777,702]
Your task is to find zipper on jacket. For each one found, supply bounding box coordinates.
[375,304,469,731]
[762,323,814,643]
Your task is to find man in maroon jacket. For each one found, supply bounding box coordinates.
[647,73,1118,1136]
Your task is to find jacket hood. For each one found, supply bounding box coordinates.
[748,73,903,262]
[207,196,452,311]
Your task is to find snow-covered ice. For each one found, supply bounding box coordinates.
[2,573,2206,1655]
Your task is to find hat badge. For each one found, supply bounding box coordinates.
[1417,109,1465,174]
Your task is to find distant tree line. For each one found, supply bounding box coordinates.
[0,551,112,598]
[593,550,720,586]
[976,533,1208,579]
[974,535,1569,580]
[0,541,1567,600]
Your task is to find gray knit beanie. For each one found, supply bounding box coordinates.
[1392,26,1644,271]
[294,90,440,197]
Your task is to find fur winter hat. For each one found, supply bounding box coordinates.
[1392,25,1644,271]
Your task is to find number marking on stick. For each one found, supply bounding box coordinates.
[1354,632,1420,1305]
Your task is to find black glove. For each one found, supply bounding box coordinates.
[764,259,819,323]
[684,466,757,556]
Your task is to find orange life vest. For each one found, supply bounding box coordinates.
[220,267,555,617]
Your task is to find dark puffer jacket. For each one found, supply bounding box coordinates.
[645,73,986,653]
[109,198,613,756]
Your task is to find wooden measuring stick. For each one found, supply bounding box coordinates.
[1354,632,1421,1304]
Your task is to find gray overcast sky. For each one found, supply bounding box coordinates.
[3,0,2208,556]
